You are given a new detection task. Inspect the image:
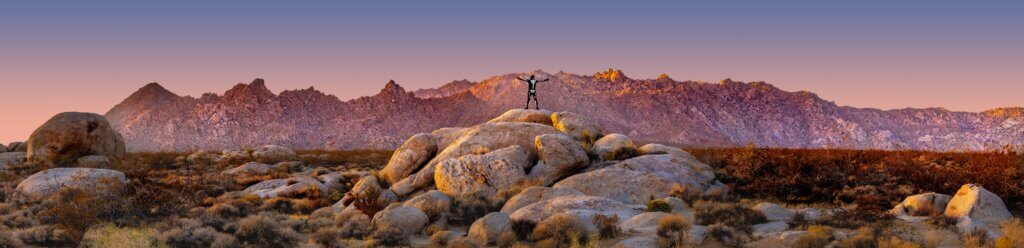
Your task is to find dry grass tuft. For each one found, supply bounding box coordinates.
[656,214,693,248]
[531,214,590,247]
[693,200,766,233]
[795,225,833,248]
[996,218,1024,248]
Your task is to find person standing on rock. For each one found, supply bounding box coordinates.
[517,75,548,109]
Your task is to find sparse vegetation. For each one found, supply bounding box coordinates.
[647,199,673,213]
[593,214,621,239]
[531,214,590,247]
[996,218,1024,248]
[656,214,692,248]
[693,200,767,233]
[794,225,833,248]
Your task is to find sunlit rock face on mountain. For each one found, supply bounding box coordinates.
[106,70,1024,152]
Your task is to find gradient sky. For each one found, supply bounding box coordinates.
[1,1,1022,143]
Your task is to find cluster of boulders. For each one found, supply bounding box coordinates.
[183,144,300,165]
[332,109,728,245]
[890,184,1013,238]
[7,112,130,199]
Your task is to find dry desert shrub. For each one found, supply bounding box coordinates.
[996,218,1024,248]
[367,226,409,247]
[234,213,303,248]
[837,227,878,248]
[795,225,834,248]
[429,230,452,247]
[656,214,693,248]
[312,227,343,248]
[706,223,749,248]
[82,224,160,248]
[511,219,537,241]
[496,230,518,248]
[296,149,392,167]
[961,229,991,248]
[531,213,590,247]
[449,195,494,226]
[157,218,237,248]
[0,229,22,248]
[693,200,767,233]
[593,213,621,239]
[877,237,922,248]
[334,209,371,238]
[13,225,75,247]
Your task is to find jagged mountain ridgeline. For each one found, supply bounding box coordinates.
[106,69,1024,152]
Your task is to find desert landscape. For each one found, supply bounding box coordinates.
[1,76,1023,247]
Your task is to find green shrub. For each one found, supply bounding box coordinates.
[647,199,672,213]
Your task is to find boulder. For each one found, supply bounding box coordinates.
[251,145,297,163]
[529,133,590,185]
[609,155,714,190]
[620,212,670,234]
[242,176,327,198]
[8,142,27,152]
[0,152,27,169]
[186,150,220,164]
[890,193,952,218]
[435,145,529,202]
[380,133,438,184]
[430,127,468,150]
[222,162,275,175]
[402,190,452,220]
[16,167,126,199]
[391,122,558,196]
[501,186,584,214]
[614,236,658,248]
[26,112,125,167]
[592,133,634,161]
[468,212,512,245]
[752,221,790,238]
[509,195,643,230]
[754,203,795,222]
[551,112,602,142]
[554,168,677,205]
[944,184,1011,236]
[0,144,6,153]
[220,149,252,161]
[75,155,112,168]
[489,109,554,125]
[637,144,715,179]
[371,205,429,236]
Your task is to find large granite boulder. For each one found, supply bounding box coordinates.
[554,168,677,205]
[592,133,635,161]
[551,112,602,142]
[468,212,512,245]
[609,155,714,190]
[380,133,437,184]
[242,176,327,198]
[431,127,468,151]
[390,122,557,196]
[27,112,125,167]
[16,167,126,199]
[501,186,585,214]
[637,143,715,179]
[509,195,643,230]
[944,184,1011,237]
[371,205,429,236]
[0,152,27,169]
[528,133,590,186]
[489,109,554,125]
[435,145,529,202]
[251,145,297,163]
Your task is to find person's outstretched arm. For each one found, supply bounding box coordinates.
[516,77,527,82]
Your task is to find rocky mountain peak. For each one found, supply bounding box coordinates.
[380,80,407,95]
[223,78,275,103]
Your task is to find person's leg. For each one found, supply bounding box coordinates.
[532,93,540,109]
[524,93,531,109]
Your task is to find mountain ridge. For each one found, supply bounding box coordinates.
[105,70,1024,152]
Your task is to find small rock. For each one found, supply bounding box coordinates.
[187,150,220,164]
[551,112,602,142]
[242,176,327,198]
[529,133,590,185]
[592,133,634,161]
[468,212,512,245]
[754,203,795,222]
[620,212,670,234]
[890,192,952,219]
[220,149,252,161]
[8,142,27,152]
[223,162,275,175]
[371,205,429,236]
[752,221,790,237]
[944,184,1011,237]
[251,145,297,163]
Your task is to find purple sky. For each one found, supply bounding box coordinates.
[1,1,1022,143]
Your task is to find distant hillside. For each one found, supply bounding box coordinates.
[106,69,1024,152]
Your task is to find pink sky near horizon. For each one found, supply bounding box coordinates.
[1,1,1022,144]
